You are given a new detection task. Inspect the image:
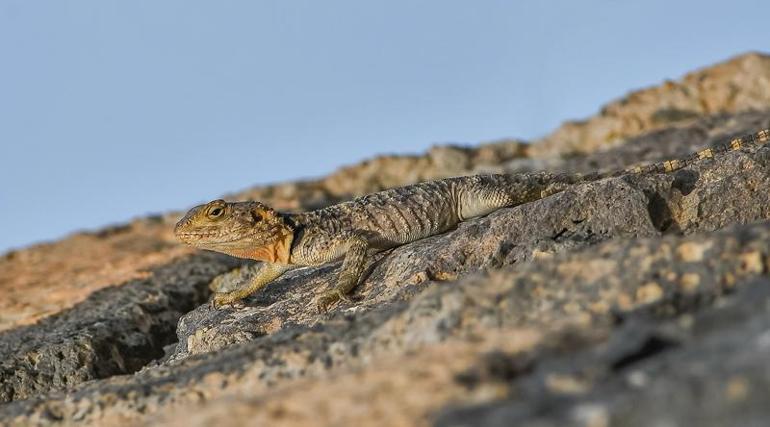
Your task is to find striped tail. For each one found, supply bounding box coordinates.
[537,128,770,198]
[460,128,770,217]
[619,128,770,176]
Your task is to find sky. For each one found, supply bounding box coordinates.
[1,0,769,253]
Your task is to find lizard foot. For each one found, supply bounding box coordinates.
[211,291,246,309]
[315,289,353,313]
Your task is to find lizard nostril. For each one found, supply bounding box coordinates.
[174,220,188,235]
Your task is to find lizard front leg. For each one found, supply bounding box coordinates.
[315,232,370,312]
[212,262,293,308]
[210,264,259,293]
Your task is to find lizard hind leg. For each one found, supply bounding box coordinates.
[316,233,370,312]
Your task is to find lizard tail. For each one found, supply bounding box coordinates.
[456,128,770,220]
[535,128,770,199]
[609,128,770,177]
[548,128,770,183]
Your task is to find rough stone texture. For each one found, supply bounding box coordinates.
[0,218,190,333]
[2,52,770,426]
[0,252,240,402]
[435,278,770,427]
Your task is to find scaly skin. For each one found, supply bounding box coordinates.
[175,129,770,311]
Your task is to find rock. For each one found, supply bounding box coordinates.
[0,252,239,403]
[435,278,770,427]
[0,218,187,334]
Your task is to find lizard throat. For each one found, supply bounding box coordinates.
[213,230,295,264]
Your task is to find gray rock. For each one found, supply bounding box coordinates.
[0,252,239,402]
[435,278,770,427]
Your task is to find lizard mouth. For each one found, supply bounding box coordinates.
[175,229,262,245]
[176,231,222,240]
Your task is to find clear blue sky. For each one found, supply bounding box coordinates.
[1,0,769,253]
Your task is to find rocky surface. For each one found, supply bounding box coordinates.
[1,53,770,426]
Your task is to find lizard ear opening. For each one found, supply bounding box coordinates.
[251,206,277,223]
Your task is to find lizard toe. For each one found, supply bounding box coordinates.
[316,290,346,313]
[212,291,241,309]
[337,291,353,303]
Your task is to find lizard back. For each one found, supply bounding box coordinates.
[292,179,463,248]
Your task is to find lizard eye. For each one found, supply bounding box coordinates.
[207,207,224,218]
[252,212,263,222]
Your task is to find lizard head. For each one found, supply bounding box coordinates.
[174,199,294,263]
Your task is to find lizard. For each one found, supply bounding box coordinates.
[175,128,770,311]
